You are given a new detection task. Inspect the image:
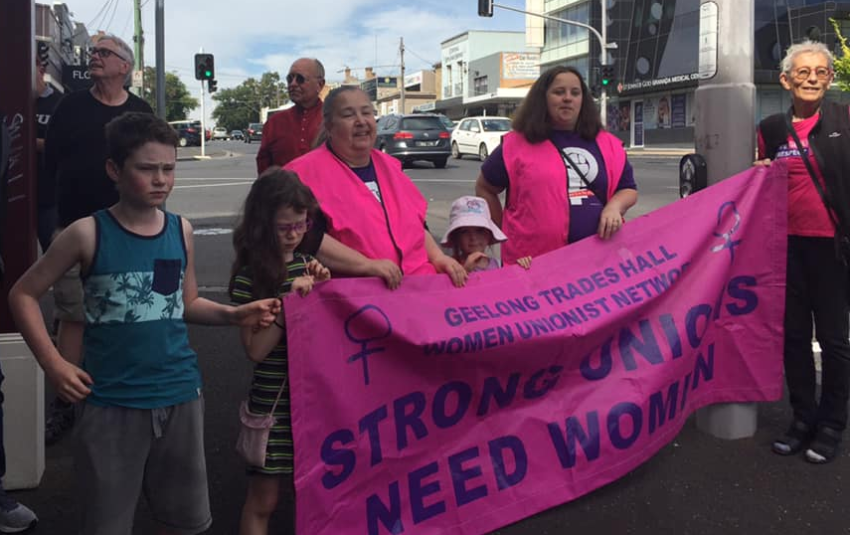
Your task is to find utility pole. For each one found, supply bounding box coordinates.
[155,0,165,120]
[691,0,757,440]
[132,0,143,96]
[400,37,406,114]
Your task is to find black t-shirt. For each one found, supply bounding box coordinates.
[36,87,63,208]
[45,89,153,226]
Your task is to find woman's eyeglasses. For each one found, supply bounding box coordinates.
[277,219,313,234]
[791,67,832,82]
[286,73,309,85]
[90,47,128,62]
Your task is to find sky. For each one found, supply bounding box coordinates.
[62,0,528,121]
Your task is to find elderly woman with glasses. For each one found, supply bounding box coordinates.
[756,40,850,464]
[285,85,468,289]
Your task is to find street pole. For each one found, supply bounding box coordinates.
[400,37,406,114]
[693,0,758,440]
[200,78,206,157]
[155,0,165,120]
[132,0,143,96]
[492,2,613,126]
[200,47,206,158]
[600,0,608,127]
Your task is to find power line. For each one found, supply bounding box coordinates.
[86,0,113,28]
[103,0,121,33]
[404,46,436,67]
[91,0,117,31]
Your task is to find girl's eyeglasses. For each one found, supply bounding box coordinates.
[792,67,832,82]
[277,219,312,234]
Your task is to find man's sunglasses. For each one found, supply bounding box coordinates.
[286,73,311,85]
[90,47,128,62]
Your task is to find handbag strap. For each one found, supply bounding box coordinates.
[784,113,842,231]
[267,377,288,417]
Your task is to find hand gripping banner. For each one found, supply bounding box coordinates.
[286,165,788,535]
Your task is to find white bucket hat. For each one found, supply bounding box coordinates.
[440,195,508,247]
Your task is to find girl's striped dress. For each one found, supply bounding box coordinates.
[230,253,312,474]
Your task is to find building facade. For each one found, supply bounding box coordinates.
[532,0,850,147]
[434,31,540,119]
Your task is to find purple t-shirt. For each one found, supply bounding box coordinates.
[482,130,636,243]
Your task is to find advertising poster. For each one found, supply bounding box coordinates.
[671,94,687,128]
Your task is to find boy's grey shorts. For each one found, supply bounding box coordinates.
[74,395,212,535]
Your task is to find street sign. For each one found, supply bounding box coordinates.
[132,70,143,88]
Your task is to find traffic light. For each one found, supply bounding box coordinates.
[600,64,615,89]
[478,0,493,17]
[194,53,214,81]
[208,79,218,93]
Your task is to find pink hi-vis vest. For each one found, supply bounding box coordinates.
[500,130,626,265]
[286,145,436,275]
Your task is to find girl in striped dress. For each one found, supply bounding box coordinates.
[229,169,330,535]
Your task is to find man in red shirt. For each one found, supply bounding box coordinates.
[256,58,325,174]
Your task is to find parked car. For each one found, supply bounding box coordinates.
[244,123,263,143]
[230,129,244,141]
[171,123,202,148]
[451,116,512,161]
[374,114,451,168]
[436,114,455,131]
[212,127,229,140]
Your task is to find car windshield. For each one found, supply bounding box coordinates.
[400,117,444,130]
[439,116,454,129]
[482,119,511,132]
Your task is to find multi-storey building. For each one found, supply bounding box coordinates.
[532,0,850,147]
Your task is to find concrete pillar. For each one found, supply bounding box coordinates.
[0,334,45,490]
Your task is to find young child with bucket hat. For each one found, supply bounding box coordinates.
[440,196,531,273]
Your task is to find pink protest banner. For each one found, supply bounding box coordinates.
[286,165,787,535]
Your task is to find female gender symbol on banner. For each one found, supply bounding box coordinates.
[344,304,393,386]
[711,201,742,261]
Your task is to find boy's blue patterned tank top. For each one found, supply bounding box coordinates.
[82,210,201,408]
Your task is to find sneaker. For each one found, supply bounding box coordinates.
[45,398,75,446]
[772,419,815,456]
[805,426,842,464]
[0,494,37,533]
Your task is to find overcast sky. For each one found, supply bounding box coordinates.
[63,0,528,120]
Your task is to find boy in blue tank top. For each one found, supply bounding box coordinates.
[10,112,281,535]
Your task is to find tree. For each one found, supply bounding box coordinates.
[830,18,850,92]
[142,67,200,121]
[211,72,288,132]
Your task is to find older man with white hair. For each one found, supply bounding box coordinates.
[43,34,153,445]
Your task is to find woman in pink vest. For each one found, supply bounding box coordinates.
[286,86,467,288]
[475,66,638,266]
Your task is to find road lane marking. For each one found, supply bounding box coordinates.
[174,182,251,189]
[193,228,233,236]
[178,177,255,181]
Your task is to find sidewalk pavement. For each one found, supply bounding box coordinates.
[12,290,850,535]
[626,146,693,157]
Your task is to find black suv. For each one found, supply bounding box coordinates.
[374,114,451,168]
[244,122,263,143]
[173,124,202,147]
